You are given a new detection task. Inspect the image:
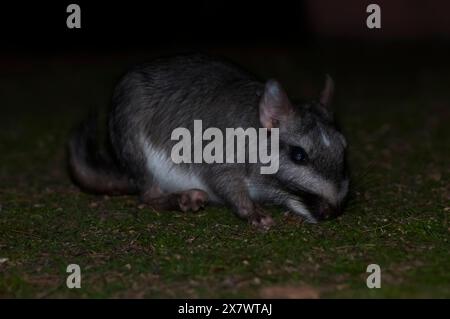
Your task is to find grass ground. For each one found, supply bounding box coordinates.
[0,46,449,298]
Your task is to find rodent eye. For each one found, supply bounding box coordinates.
[290,146,308,164]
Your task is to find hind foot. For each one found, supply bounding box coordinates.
[139,187,208,213]
[249,205,275,230]
[178,189,209,212]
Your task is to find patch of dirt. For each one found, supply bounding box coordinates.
[259,285,320,299]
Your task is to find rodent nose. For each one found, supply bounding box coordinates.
[318,202,342,221]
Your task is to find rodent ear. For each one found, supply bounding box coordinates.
[319,74,334,107]
[259,79,293,129]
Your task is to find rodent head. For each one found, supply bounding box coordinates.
[259,76,349,222]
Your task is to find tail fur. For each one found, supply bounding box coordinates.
[68,114,136,195]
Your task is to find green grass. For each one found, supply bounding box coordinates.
[0,48,449,298]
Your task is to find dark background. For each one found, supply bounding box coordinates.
[2,0,450,51]
[2,0,449,116]
[4,1,310,51]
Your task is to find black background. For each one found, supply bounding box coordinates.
[2,1,313,51]
[3,1,449,53]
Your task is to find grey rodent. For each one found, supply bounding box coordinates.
[69,54,349,228]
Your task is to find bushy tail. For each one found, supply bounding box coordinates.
[68,114,136,195]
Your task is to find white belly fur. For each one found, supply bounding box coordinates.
[141,137,218,200]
